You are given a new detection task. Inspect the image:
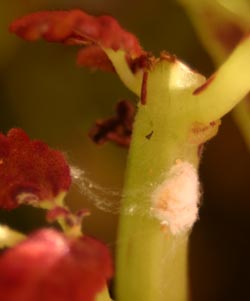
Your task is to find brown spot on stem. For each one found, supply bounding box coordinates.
[145,130,154,140]
[203,8,246,53]
[141,71,148,105]
[216,22,245,53]
[198,144,204,158]
[209,121,216,127]
[193,74,216,95]
[192,123,212,134]
[89,100,135,147]
[189,120,221,145]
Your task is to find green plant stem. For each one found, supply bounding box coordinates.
[114,63,201,301]
[104,33,250,301]
[178,0,250,149]
[194,37,250,123]
[116,121,199,301]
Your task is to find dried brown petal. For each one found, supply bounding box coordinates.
[89,100,135,147]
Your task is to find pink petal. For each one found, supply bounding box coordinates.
[0,229,113,301]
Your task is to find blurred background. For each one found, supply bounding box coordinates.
[0,1,250,300]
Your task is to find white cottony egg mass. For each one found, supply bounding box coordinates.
[151,160,200,235]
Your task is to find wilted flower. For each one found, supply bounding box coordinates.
[88,99,135,147]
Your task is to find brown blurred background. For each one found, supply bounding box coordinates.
[0,1,250,300]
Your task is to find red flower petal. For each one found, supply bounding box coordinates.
[10,9,144,71]
[77,46,115,72]
[0,128,71,209]
[0,229,113,301]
